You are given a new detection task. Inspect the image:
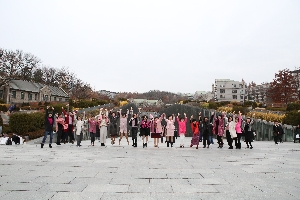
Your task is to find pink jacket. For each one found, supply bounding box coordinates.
[150,116,163,133]
[213,114,225,136]
[235,115,243,134]
[177,117,187,135]
[56,117,65,132]
[88,119,98,133]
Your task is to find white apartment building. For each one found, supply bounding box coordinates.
[214,79,247,102]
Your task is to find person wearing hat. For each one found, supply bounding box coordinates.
[41,106,55,148]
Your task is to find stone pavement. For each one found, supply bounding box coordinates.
[0,138,299,200]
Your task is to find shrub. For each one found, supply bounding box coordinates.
[208,102,218,110]
[0,105,8,112]
[282,111,300,126]
[232,106,249,115]
[9,112,45,135]
[27,129,45,140]
[0,99,5,104]
[243,101,258,108]
[286,102,300,112]
[200,102,209,109]
[247,112,285,123]
[217,106,233,113]
[2,124,12,134]
[266,107,286,112]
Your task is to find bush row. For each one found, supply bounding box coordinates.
[70,99,109,109]
[9,112,45,135]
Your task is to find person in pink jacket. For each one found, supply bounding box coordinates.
[234,111,243,149]
[213,111,225,148]
[150,114,163,147]
[177,113,187,148]
[164,113,176,148]
[88,116,98,146]
[118,108,129,146]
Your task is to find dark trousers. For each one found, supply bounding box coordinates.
[217,135,223,146]
[203,135,210,146]
[57,129,62,144]
[226,130,233,147]
[274,135,278,144]
[90,133,95,144]
[278,134,283,143]
[235,134,242,147]
[76,133,82,146]
[68,124,74,142]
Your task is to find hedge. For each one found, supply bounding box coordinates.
[9,112,45,135]
[0,105,8,112]
[286,102,300,112]
[282,111,300,126]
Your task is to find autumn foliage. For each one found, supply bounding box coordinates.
[267,69,298,104]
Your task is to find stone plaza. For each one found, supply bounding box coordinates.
[0,138,299,200]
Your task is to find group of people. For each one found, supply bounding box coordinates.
[41,106,264,150]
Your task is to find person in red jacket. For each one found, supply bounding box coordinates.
[62,105,75,144]
[190,113,201,149]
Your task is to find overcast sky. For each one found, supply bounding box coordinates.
[1,0,300,94]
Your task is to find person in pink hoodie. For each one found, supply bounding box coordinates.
[150,114,163,147]
[177,113,187,148]
[234,111,243,149]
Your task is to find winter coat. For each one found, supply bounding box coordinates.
[235,115,243,134]
[213,114,225,136]
[229,121,237,138]
[190,120,200,134]
[165,118,175,136]
[177,117,188,135]
[45,109,55,132]
[88,119,98,133]
[150,116,163,133]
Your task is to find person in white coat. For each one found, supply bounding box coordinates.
[228,113,237,149]
[75,111,85,147]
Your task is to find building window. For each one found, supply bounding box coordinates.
[220,85,225,88]
[21,92,24,100]
[12,91,16,99]
[59,98,62,102]
[240,95,244,100]
[232,90,237,93]
[244,96,247,99]
[28,93,32,100]
[0,90,3,99]
[44,95,48,101]
[220,89,225,93]
[220,95,225,98]
[239,84,243,88]
[232,95,237,99]
[54,97,57,101]
[233,84,237,88]
[35,94,37,100]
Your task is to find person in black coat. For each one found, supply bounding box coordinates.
[201,116,211,148]
[273,121,280,145]
[277,124,284,143]
[41,106,55,148]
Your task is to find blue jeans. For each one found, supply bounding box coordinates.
[209,135,214,144]
[42,130,53,144]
